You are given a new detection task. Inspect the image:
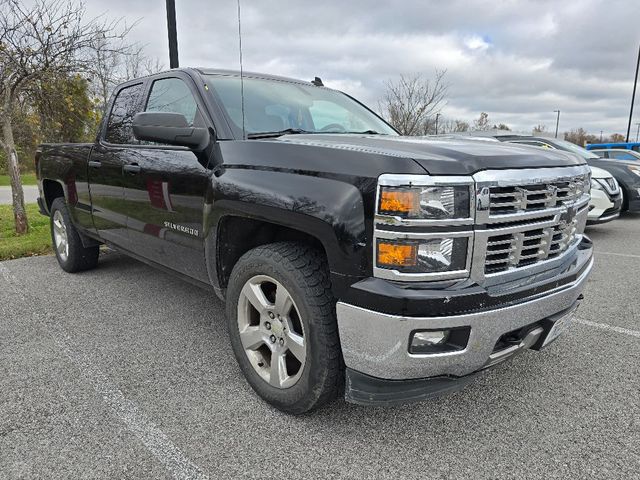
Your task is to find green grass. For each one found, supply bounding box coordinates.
[0,203,52,260]
[0,174,37,186]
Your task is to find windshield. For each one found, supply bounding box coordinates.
[205,75,397,138]
[549,138,600,159]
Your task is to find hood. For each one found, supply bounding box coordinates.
[274,134,585,175]
[590,166,613,179]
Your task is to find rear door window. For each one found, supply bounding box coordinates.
[105,83,144,144]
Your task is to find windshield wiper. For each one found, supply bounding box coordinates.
[328,130,387,135]
[351,130,386,135]
[247,128,312,139]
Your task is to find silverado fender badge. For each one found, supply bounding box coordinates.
[163,221,199,237]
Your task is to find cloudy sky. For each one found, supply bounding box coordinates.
[86,0,640,137]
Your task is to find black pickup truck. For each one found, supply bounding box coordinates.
[36,68,594,413]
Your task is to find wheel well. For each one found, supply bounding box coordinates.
[216,216,327,289]
[42,179,64,211]
[617,182,629,211]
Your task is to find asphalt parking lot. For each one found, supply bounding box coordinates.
[1,215,639,479]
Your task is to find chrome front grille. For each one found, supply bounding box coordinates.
[474,165,591,280]
[488,178,588,215]
[484,222,580,274]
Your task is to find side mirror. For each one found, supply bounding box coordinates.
[132,112,209,151]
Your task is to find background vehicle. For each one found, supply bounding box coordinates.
[36,68,593,413]
[587,167,622,224]
[586,142,640,152]
[591,148,640,161]
[496,135,640,213]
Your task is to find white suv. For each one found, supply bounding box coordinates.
[588,166,622,224]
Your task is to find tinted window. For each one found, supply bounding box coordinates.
[610,150,639,160]
[146,78,198,125]
[207,75,397,136]
[308,100,369,132]
[105,83,144,144]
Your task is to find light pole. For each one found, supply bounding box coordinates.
[166,0,179,68]
[435,113,441,135]
[626,43,640,142]
[553,110,560,138]
[636,122,640,142]
[600,130,603,142]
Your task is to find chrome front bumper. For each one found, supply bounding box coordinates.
[336,255,593,381]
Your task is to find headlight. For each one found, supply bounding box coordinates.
[378,185,471,219]
[628,166,640,178]
[374,174,474,281]
[591,178,604,191]
[376,237,469,273]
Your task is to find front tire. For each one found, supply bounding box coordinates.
[50,197,99,273]
[226,242,343,414]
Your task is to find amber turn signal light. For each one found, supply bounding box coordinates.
[377,241,417,267]
[379,189,418,215]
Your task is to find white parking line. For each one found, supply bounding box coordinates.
[48,321,209,480]
[595,251,640,260]
[575,318,640,339]
[0,263,209,480]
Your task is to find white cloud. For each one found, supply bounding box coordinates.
[464,35,491,52]
[81,0,640,137]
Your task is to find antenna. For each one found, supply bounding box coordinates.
[237,0,246,140]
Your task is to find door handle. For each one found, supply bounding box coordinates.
[88,161,101,169]
[123,164,141,174]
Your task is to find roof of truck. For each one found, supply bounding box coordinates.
[194,68,314,86]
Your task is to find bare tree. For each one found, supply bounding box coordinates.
[433,117,470,134]
[379,71,448,136]
[123,45,164,80]
[91,39,164,112]
[452,119,470,133]
[0,0,129,233]
[564,128,598,147]
[609,133,625,142]
[91,36,124,111]
[473,112,490,131]
[532,124,547,134]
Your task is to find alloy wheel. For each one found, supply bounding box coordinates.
[237,275,306,388]
[52,210,69,262]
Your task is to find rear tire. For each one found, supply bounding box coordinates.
[50,197,99,273]
[226,242,343,414]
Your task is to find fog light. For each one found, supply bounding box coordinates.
[409,327,470,354]
[413,330,448,347]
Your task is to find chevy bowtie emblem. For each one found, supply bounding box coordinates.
[559,205,577,228]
